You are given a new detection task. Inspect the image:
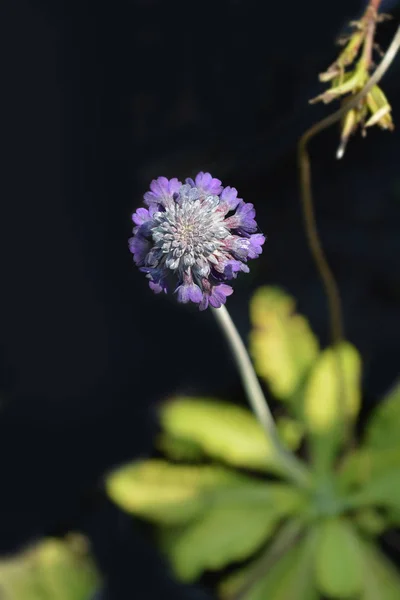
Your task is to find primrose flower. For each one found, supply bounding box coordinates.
[129,173,265,310]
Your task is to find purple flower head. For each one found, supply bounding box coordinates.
[129,172,266,310]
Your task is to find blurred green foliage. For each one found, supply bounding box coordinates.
[106,286,400,599]
[0,534,100,600]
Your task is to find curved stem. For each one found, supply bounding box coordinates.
[298,25,400,347]
[298,141,344,346]
[212,304,310,488]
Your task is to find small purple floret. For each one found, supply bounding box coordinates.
[129,172,266,310]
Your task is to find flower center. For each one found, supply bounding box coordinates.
[150,185,230,272]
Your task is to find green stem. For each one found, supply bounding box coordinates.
[212,304,310,488]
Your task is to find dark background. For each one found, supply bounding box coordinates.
[1,0,400,598]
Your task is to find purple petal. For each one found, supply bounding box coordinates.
[143,267,168,294]
[209,284,234,308]
[150,176,169,196]
[224,200,257,233]
[237,202,257,231]
[176,282,203,304]
[136,220,153,238]
[223,259,250,279]
[248,233,266,258]
[128,235,150,265]
[179,184,201,204]
[168,178,183,195]
[199,294,209,311]
[143,191,160,206]
[195,172,223,195]
[220,186,241,211]
[132,207,150,225]
[149,280,167,294]
[224,236,251,260]
[144,176,182,207]
[148,203,158,217]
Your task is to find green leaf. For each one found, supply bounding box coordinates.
[160,483,305,581]
[351,468,400,510]
[314,518,364,598]
[160,397,279,473]
[0,534,99,600]
[106,459,245,524]
[303,342,361,471]
[249,286,319,402]
[220,528,318,600]
[338,447,400,492]
[361,542,400,600]
[365,381,400,450]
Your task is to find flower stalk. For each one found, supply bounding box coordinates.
[212,304,311,488]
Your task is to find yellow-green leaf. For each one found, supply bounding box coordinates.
[365,381,400,450]
[219,528,318,600]
[105,459,244,524]
[0,534,99,600]
[304,342,361,432]
[160,397,279,473]
[249,286,319,401]
[315,518,364,598]
[160,483,305,581]
[303,342,361,470]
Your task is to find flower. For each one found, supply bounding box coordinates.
[129,173,265,310]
